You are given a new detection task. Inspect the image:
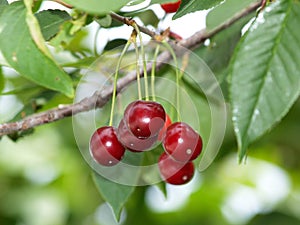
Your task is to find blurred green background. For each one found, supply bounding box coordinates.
[1,98,300,225]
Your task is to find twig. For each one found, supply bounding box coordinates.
[110,12,158,38]
[0,2,260,137]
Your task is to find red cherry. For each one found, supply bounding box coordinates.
[163,122,203,162]
[158,152,194,185]
[124,100,166,139]
[161,0,181,13]
[117,119,158,152]
[158,114,172,141]
[90,126,125,166]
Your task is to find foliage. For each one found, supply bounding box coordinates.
[1,0,300,224]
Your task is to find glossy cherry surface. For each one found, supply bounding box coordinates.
[158,152,194,185]
[117,119,158,152]
[163,122,203,162]
[161,0,181,13]
[90,126,125,166]
[124,100,166,139]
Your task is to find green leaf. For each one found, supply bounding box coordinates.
[104,39,128,51]
[49,14,86,51]
[206,0,258,30]
[92,172,136,221]
[24,0,52,58]
[173,0,223,20]
[229,0,300,161]
[126,9,159,27]
[0,2,74,97]
[95,14,112,28]
[195,8,255,98]
[35,9,71,41]
[61,56,99,68]
[63,0,130,15]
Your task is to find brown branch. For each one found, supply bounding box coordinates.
[110,12,158,38]
[0,2,260,137]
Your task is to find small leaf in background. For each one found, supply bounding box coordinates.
[104,39,128,51]
[63,0,130,15]
[0,0,8,5]
[0,2,74,97]
[35,9,71,41]
[49,14,86,51]
[126,9,159,27]
[95,14,112,28]
[229,0,300,161]
[173,0,224,20]
[32,0,43,13]
[92,172,136,221]
[206,0,258,30]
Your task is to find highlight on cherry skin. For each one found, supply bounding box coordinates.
[90,126,126,166]
[158,152,195,185]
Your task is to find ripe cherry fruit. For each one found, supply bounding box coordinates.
[161,0,181,13]
[117,119,158,152]
[158,152,194,185]
[163,122,203,163]
[90,126,125,166]
[124,100,166,139]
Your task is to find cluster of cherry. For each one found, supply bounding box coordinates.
[90,100,203,185]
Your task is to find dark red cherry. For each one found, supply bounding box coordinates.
[117,119,158,152]
[161,0,181,13]
[163,122,203,162]
[90,126,125,166]
[124,100,166,139]
[158,152,194,185]
[158,113,172,141]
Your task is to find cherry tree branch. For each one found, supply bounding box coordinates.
[0,1,260,137]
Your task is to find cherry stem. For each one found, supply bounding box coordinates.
[131,31,142,100]
[133,23,149,101]
[109,40,132,126]
[151,45,160,101]
[162,41,181,122]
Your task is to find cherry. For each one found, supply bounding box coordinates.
[163,122,203,162]
[90,126,125,166]
[158,152,194,185]
[124,100,166,139]
[158,113,172,141]
[117,119,158,152]
[161,0,181,13]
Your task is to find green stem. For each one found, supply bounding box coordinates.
[133,23,149,101]
[162,41,181,122]
[151,45,160,101]
[133,37,142,100]
[109,40,131,126]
